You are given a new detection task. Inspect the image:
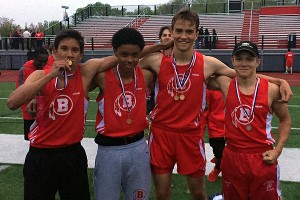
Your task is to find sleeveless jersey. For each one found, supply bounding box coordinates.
[225,77,275,152]
[150,51,206,134]
[16,60,39,120]
[95,67,148,137]
[285,51,295,67]
[28,66,88,148]
[206,90,225,138]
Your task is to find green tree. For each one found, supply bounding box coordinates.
[0,17,20,37]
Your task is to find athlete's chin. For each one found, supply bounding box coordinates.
[124,66,136,71]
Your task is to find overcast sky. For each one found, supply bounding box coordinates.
[1,0,169,28]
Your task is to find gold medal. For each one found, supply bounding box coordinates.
[180,94,185,100]
[67,59,72,66]
[174,95,179,101]
[246,125,251,131]
[127,118,132,125]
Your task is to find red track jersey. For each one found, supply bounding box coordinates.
[95,67,148,137]
[206,90,225,138]
[285,51,295,67]
[225,78,275,152]
[29,66,88,148]
[16,60,42,120]
[150,52,206,134]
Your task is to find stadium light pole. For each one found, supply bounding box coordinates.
[62,5,69,29]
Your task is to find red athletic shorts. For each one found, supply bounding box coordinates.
[221,147,281,200]
[149,125,206,178]
[286,59,293,68]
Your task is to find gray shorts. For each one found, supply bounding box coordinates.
[94,138,151,200]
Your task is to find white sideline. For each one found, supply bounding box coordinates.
[0,134,299,182]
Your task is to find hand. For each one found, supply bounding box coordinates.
[26,99,37,118]
[50,60,72,78]
[162,48,173,57]
[278,80,293,102]
[262,149,280,165]
[162,38,174,51]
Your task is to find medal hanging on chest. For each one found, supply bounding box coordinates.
[234,77,260,131]
[116,64,137,125]
[172,51,196,101]
[55,70,74,90]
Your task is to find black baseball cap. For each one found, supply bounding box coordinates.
[232,41,259,57]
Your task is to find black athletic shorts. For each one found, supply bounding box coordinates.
[23,143,90,200]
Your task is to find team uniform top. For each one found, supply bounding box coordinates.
[206,90,225,138]
[225,77,275,153]
[46,55,55,68]
[29,66,88,148]
[285,51,295,67]
[16,60,45,120]
[95,67,148,137]
[150,51,206,134]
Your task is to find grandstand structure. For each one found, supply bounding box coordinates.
[71,5,300,50]
[73,7,300,50]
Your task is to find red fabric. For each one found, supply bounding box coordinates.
[285,51,295,68]
[150,51,206,134]
[16,60,37,120]
[95,67,148,137]
[35,32,44,40]
[206,90,225,138]
[224,78,275,153]
[149,125,206,176]
[221,147,280,200]
[28,66,87,148]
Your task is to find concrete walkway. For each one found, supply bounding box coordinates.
[0,134,299,182]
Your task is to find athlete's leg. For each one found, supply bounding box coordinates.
[94,145,122,200]
[58,145,90,200]
[122,140,151,200]
[186,175,207,200]
[152,173,173,200]
[23,149,57,200]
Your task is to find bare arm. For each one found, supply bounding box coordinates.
[257,74,293,102]
[140,39,173,58]
[7,70,50,110]
[206,75,231,103]
[139,52,163,75]
[204,56,236,82]
[262,83,291,165]
[7,59,71,110]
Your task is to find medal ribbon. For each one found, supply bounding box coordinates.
[234,77,260,122]
[55,71,74,90]
[172,51,196,91]
[116,64,137,113]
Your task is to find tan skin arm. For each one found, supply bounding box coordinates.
[204,55,293,102]
[7,59,71,110]
[257,74,293,102]
[140,39,174,58]
[262,83,291,165]
[138,52,163,75]
[204,56,236,82]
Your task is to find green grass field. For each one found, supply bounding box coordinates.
[0,82,300,199]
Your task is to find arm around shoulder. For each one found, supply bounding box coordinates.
[82,56,118,75]
[270,83,291,154]
[257,74,293,102]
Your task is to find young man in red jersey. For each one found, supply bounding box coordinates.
[92,27,158,200]
[139,9,292,200]
[284,48,295,74]
[213,41,291,200]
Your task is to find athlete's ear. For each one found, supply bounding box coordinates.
[113,48,117,56]
[256,58,261,68]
